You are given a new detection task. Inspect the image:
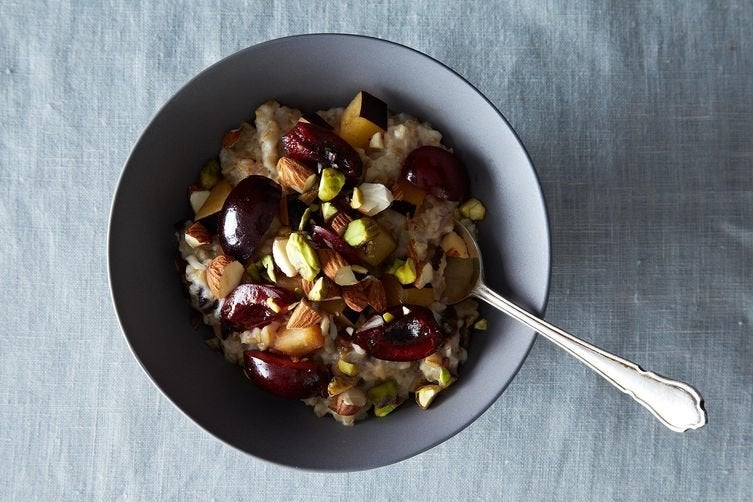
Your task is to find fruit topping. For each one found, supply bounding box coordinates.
[243,350,329,399]
[352,305,442,361]
[272,325,325,357]
[220,283,296,331]
[402,145,469,201]
[310,224,363,264]
[281,122,363,181]
[298,112,333,130]
[339,91,388,149]
[217,176,281,262]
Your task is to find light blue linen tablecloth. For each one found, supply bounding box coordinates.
[2,1,751,500]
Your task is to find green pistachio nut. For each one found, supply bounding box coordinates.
[415,384,442,409]
[367,380,398,407]
[343,218,380,247]
[458,197,486,221]
[318,168,346,202]
[321,202,338,222]
[199,159,221,190]
[286,232,320,281]
[307,276,328,301]
[337,359,359,377]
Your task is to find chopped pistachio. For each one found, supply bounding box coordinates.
[286,232,320,281]
[318,168,346,202]
[245,262,262,281]
[350,186,364,209]
[259,254,276,283]
[367,380,398,409]
[199,159,221,190]
[458,197,486,221]
[337,359,359,377]
[298,206,314,231]
[392,258,417,285]
[438,367,454,387]
[474,318,488,330]
[374,404,397,417]
[343,218,380,247]
[382,312,395,323]
[328,376,355,397]
[307,276,328,301]
[415,384,442,409]
[321,202,338,222]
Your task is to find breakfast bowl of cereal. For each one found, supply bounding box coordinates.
[108,34,550,470]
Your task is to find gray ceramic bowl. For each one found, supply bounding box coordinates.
[109,34,550,471]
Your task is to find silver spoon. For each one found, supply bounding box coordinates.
[446,222,707,432]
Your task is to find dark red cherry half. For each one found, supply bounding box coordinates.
[281,122,363,181]
[244,350,330,399]
[351,305,442,361]
[401,146,469,202]
[220,283,297,331]
[218,175,281,263]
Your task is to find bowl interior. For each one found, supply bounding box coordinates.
[109,34,550,471]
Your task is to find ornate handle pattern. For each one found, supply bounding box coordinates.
[474,283,707,432]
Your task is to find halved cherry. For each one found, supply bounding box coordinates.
[351,305,442,361]
[218,175,282,262]
[244,350,330,399]
[281,122,363,181]
[401,146,469,202]
[310,224,364,265]
[220,283,297,331]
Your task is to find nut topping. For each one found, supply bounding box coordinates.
[206,255,244,299]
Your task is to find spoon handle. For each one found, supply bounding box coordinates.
[474,283,707,432]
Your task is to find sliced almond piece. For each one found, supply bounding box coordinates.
[276,157,316,194]
[342,282,369,312]
[184,222,211,248]
[272,237,298,278]
[352,183,393,216]
[286,299,323,329]
[195,179,233,220]
[189,190,210,214]
[364,277,387,312]
[329,387,367,416]
[330,212,353,236]
[318,248,358,286]
[206,255,243,299]
[414,261,434,289]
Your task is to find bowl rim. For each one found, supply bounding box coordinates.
[107,33,552,471]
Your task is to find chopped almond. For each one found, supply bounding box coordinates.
[276,157,316,193]
[206,255,243,299]
[286,299,323,329]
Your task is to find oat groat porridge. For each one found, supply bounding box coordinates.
[176,91,488,424]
